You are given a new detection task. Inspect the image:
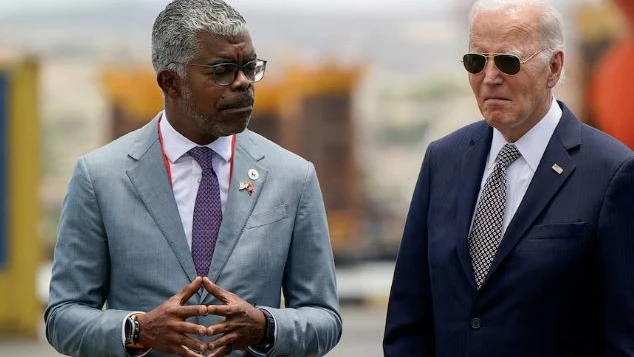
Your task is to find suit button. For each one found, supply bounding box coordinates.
[470,317,481,329]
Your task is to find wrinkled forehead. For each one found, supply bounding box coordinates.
[194,31,255,60]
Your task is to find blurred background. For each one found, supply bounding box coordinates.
[0,0,633,355]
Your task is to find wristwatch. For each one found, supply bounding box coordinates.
[124,314,143,348]
[255,308,275,349]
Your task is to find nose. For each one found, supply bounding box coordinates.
[482,57,503,85]
[230,70,251,91]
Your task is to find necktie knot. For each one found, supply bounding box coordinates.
[495,144,521,169]
[188,146,215,171]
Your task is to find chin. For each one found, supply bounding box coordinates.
[194,113,250,137]
[229,114,251,133]
[483,113,514,129]
[218,117,251,137]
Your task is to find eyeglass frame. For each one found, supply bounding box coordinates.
[171,58,268,86]
[461,49,544,76]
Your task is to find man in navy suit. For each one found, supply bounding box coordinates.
[384,0,634,356]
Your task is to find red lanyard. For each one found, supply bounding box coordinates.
[157,118,236,186]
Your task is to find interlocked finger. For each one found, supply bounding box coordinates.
[206,344,233,357]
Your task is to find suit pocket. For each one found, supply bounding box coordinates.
[245,203,288,229]
[525,221,590,240]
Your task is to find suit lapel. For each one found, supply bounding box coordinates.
[126,117,197,282]
[485,104,581,284]
[208,131,267,284]
[456,123,492,290]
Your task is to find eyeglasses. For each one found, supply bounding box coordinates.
[175,59,267,86]
[461,50,543,75]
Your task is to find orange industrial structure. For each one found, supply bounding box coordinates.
[101,64,366,256]
[577,2,634,149]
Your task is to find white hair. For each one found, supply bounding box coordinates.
[469,0,565,59]
[151,0,248,77]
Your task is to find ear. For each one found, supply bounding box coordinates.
[157,68,182,100]
[546,50,564,88]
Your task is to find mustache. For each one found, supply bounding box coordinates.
[219,96,254,109]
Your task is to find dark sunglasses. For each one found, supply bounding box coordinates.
[461,49,543,75]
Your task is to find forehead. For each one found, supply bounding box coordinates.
[469,8,540,53]
[194,31,255,60]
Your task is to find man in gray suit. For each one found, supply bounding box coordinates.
[44,1,341,356]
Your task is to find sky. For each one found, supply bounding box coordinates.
[0,0,447,14]
[0,0,606,17]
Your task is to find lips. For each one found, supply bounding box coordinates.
[220,97,254,110]
[484,96,511,101]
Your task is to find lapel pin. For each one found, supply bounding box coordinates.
[551,164,563,175]
[248,168,259,180]
[239,181,255,195]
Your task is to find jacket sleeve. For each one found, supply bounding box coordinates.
[384,144,435,357]
[44,157,131,357]
[599,155,634,356]
[264,162,342,357]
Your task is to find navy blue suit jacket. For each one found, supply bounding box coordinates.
[384,101,634,356]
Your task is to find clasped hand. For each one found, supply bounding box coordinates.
[135,276,266,357]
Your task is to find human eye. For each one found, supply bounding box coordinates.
[209,63,235,75]
[242,60,257,74]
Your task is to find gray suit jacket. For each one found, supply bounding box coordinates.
[45,115,342,357]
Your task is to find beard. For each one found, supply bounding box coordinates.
[182,86,251,140]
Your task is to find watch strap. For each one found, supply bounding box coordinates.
[255,308,275,348]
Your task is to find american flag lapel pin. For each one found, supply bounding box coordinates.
[551,163,563,175]
[239,181,255,195]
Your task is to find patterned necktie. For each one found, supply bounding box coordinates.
[188,146,222,277]
[469,143,522,289]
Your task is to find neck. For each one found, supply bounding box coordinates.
[164,106,218,145]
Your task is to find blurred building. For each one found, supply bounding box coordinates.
[101,66,163,137]
[250,65,366,257]
[101,64,368,259]
[577,1,634,148]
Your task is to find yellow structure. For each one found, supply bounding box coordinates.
[576,2,625,44]
[0,54,41,337]
[101,66,163,120]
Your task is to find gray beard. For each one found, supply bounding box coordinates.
[182,87,251,140]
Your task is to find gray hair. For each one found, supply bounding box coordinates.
[469,0,565,59]
[151,0,248,77]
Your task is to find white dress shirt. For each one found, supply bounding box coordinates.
[476,97,562,236]
[159,112,233,250]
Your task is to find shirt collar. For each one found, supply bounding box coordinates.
[488,97,562,172]
[159,111,233,163]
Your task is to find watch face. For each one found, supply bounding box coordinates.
[125,317,135,343]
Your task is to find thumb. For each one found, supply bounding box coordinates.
[177,276,203,305]
[202,277,230,304]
